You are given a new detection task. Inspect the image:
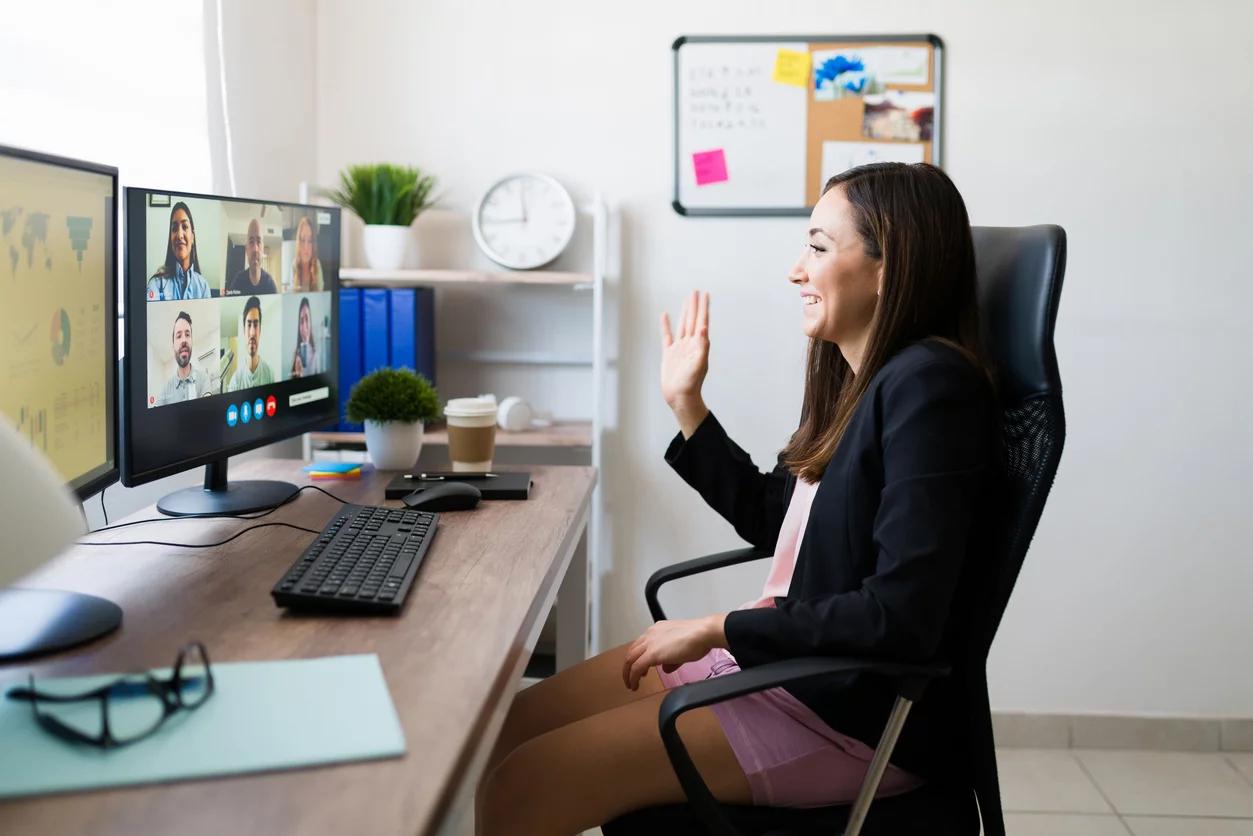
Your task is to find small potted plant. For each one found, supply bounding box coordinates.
[345,367,441,471]
[324,163,438,271]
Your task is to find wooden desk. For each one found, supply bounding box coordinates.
[0,459,596,836]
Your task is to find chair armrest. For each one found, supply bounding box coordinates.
[645,547,772,621]
[657,656,951,836]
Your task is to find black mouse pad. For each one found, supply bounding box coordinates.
[385,471,532,501]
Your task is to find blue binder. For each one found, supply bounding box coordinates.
[337,289,362,431]
[386,288,436,385]
[362,289,391,377]
[388,287,417,376]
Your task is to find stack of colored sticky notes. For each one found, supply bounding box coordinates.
[302,462,369,480]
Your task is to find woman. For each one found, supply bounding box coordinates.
[286,216,321,293]
[475,163,1001,835]
[289,296,320,378]
[146,202,210,300]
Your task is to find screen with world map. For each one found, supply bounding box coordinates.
[0,147,116,497]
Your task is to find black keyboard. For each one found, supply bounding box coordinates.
[271,504,439,614]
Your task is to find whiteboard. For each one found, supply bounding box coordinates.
[672,35,943,217]
[674,41,809,212]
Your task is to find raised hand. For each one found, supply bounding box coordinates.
[659,291,711,437]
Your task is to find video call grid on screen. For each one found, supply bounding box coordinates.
[124,188,340,485]
[136,193,337,409]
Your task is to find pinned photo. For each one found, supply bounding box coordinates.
[820,141,926,189]
[812,46,932,101]
[813,51,872,100]
[862,91,935,142]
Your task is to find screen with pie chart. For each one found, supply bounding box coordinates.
[0,147,116,497]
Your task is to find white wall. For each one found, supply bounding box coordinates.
[315,0,1253,717]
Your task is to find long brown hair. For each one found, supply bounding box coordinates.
[781,162,991,481]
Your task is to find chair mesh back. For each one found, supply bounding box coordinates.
[965,225,1068,663]
[972,394,1065,656]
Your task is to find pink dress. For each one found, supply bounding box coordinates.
[656,479,923,808]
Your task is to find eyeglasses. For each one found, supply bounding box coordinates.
[5,641,214,749]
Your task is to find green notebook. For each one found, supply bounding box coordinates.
[0,654,406,800]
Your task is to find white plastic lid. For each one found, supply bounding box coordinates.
[443,397,499,418]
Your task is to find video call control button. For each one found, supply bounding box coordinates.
[254,398,265,420]
[266,395,277,417]
[227,404,239,427]
[241,402,252,424]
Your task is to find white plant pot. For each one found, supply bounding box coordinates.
[362,224,412,271]
[363,420,424,471]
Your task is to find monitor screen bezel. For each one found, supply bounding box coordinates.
[0,143,119,502]
[120,187,341,488]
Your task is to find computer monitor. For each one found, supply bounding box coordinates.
[0,144,123,661]
[121,189,340,516]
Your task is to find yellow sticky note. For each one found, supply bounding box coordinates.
[772,49,812,88]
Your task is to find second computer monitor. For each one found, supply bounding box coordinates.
[122,189,340,514]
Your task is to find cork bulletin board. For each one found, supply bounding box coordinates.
[673,34,943,216]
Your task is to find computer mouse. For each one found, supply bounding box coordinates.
[401,481,482,512]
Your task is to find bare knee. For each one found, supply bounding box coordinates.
[479,747,554,836]
[485,683,548,774]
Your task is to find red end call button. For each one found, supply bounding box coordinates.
[265,396,277,417]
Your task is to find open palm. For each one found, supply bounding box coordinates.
[659,290,710,408]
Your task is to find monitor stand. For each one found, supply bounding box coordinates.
[156,458,297,517]
[0,588,123,662]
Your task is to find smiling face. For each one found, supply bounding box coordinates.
[299,303,312,342]
[788,186,882,347]
[169,208,194,270]
[172,316,192,367]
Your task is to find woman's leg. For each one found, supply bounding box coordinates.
[483,642,664,779]
[478,688,752,836]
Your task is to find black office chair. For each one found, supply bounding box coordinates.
[603,225,1068,836]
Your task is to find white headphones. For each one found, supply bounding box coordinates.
[479,394,553,432]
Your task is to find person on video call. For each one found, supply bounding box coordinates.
[289,296,322,378]
[286,216,323,293]
[228,296,274,391]
[146,202,211,301]
[226,219,277,296]
[156,311,208,404]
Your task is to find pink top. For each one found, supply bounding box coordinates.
[742,478,820,610]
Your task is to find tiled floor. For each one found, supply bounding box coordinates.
[998,749,1253,835]
[461,750,1253,835]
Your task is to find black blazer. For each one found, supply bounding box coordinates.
[665,340,1000,778]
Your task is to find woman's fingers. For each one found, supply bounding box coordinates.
[628,648,656,691]
[622,637,645,688]
[684,290,699,339]
[659,311,673,349]
[698,291,710,338]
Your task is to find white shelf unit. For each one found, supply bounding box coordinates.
[305,196,612,656]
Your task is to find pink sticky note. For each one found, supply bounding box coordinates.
[692,149,729,186]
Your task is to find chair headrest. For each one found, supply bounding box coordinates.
[972,225,1066,403]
